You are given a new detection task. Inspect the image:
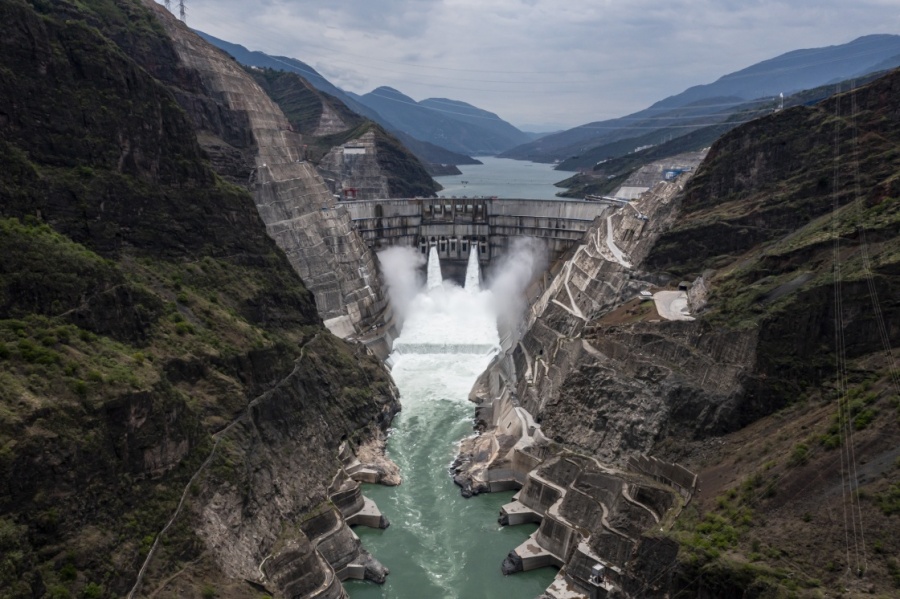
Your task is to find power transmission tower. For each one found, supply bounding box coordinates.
[163,0,186,22]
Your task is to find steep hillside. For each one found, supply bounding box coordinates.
[0,1,397,598]
[249,68,440,198]
[194,32,483,169]
[503,34,900,164]
[193,30,383,123]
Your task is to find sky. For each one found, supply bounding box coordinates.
[169,0,900,131]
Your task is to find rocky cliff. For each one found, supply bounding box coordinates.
[248,68,440,199]
[0,1,400,597]
[456,69,900,598]
[138,2,389,339]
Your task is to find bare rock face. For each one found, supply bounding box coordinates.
[146,2,387,338]
[317,131,392,199]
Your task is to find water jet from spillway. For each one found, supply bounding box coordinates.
[391,250,499,357]
[426,246,443,290]
[464,247,481,293]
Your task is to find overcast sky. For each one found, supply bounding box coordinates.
[171,0,900,131]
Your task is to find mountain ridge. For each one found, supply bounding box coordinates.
[502,34,900,164]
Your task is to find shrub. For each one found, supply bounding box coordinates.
[71,380,88,397]
[46,585,71,599]
[853,408,877,430]
[788,443,809,466]
[59,562,77,581]
[875,482,900,516]
[17,339,60,364]
[82,583,103,599]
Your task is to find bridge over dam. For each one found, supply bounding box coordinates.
[341,197,616,281]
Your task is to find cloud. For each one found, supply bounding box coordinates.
[174,0,900,129]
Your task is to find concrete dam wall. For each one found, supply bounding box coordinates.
[342,197,611,281]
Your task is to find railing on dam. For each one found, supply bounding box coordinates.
[340,197,613,264]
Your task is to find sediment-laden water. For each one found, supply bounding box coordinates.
[346,248,554,598]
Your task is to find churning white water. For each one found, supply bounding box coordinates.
[392,250,498,357]
[346,246,554,598]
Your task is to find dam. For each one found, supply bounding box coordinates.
[341,196,615,281]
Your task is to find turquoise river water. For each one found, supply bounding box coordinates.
[345,248,555,598]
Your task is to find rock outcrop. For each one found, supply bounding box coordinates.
[248,67,441,200]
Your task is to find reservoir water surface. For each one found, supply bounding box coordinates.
[434,156,569,200]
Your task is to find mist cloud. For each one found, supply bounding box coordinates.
[378,246,425,324]
[486,237,547,324]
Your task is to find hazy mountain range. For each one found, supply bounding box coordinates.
[502,34,900,164]
[196,31,528,162]
[199,31,900,172]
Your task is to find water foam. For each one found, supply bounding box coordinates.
[392,249,499,359]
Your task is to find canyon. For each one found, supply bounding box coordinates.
[0,1,897,599]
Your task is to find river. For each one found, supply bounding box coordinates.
[434,156,568,200]
[345,248,555,598]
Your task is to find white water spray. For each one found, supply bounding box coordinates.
[377,246,425,324]
[391,250,499,357]
[464,246,481,293]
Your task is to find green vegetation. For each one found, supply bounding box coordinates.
[874,482,900,516]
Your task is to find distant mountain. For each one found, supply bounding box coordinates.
[248,68,439,198]
[195,29,534,160]
[503,34,900,164]
[350,87,531,156]
[193,31,383,123]
[554,67,896,197]
[418,97,531,148]
[389,131,482,170]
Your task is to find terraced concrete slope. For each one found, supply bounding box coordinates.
[146,2,388,338]
[455,68,900,598]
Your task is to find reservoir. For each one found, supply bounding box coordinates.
[435,156,569,200]
[346,249,555,598]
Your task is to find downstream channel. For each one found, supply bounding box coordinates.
[346,249,554,598]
